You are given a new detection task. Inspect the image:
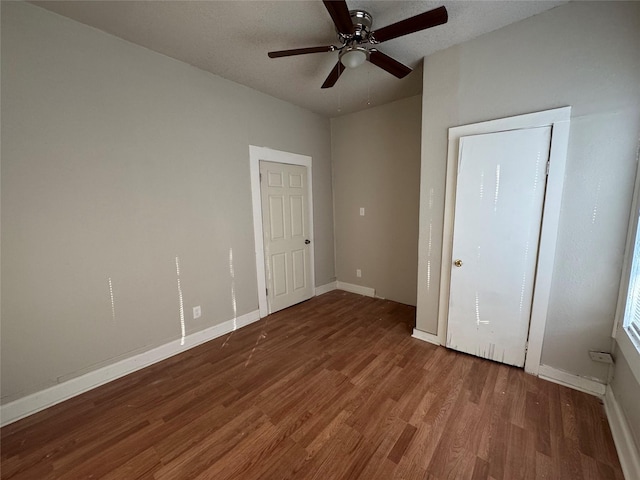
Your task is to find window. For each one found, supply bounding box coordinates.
[615,153,640,385]
[623,216,640,350]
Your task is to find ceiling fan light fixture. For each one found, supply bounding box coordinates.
[340,46,368,68]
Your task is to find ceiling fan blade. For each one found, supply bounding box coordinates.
[268,46,334,58]
[323,0,353,35]
[321,61,345,89]
[368,50,412,79]
[371,6,448,43]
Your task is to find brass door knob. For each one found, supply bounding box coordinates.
[454,259,463,267]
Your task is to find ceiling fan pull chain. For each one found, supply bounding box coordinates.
[367,66,371,106]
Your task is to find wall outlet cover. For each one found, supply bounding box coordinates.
[193,306,202,319]
[588,351,614,364]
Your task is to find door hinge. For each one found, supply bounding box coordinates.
[266,288,268,296]
[546,160,550,176]
[259,173,262,182]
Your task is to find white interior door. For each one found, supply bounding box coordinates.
[446,127,551,367]
[260,161,313,313]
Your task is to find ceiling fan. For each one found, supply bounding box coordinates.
[268,0,448,89]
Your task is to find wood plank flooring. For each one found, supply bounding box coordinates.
[1,291,624,479]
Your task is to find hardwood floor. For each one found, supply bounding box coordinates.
[1,291,623,479]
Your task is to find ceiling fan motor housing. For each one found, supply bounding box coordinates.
[341,10,373,44]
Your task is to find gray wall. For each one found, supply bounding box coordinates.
[1,2,334,403]
[415,1,640,382]
[332,96,422,306]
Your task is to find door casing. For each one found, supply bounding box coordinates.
[250,146,315,318]
[438,107,571,375]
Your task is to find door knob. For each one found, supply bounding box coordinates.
[454,259,463,267]
[305,239,311,245]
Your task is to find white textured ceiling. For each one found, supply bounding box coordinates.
[31,0,566,117]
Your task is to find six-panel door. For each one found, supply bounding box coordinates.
[260,161,313,313]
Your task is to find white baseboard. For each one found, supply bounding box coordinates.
[0,309,261,427]
[604,386,640,480]
[412,328,441,346]
[315,281,337,296]
[336,281,375,298]
[538,364,606,397]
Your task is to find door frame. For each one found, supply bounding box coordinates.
[438,107,571,375]
[249,146,315,318]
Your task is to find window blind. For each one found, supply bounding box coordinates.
[624,217,640,346]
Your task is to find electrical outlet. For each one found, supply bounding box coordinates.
[356,269,362,278]
[193,305,202,319]
[360,207,365,216]
[589,351,613,364]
